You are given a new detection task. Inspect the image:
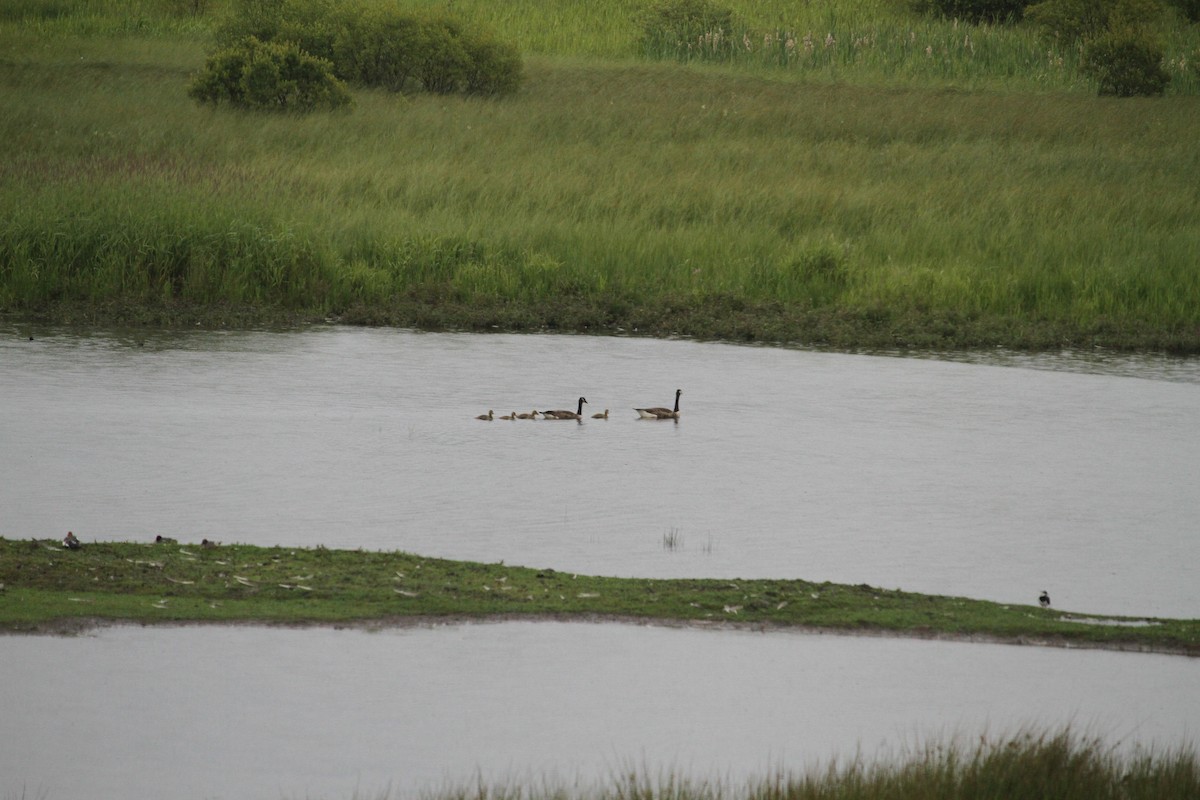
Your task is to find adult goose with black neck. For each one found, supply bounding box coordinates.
[543,397,588,420]
[635,389,682,420]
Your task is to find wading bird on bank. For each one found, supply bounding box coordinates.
[543,397,588,420]
[635,389,682,420]
[1039,591,1051,608]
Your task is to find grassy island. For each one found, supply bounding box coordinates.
[3,538,1196,657]
[3,0,1200,351]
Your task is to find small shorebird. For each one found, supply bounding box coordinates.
[1039,590,1051,608]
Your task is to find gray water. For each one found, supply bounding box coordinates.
[2,621,1198,800]
[3,326,1199,618]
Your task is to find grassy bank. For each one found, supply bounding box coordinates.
[2,538,1197,655]
[429,731,1200,800]
[2,2,1200,350]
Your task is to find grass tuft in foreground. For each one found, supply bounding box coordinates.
[415,728,1200,800]
[1,538,1197,656]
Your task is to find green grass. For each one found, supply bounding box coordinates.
[423,730,1200,800]
[2,1,1200,349]
[2,538,1197,656]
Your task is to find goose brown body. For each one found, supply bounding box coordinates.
[635,389,681,420]
[543,397,588,420]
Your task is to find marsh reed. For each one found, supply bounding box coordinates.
[2,1,1199,347]
[425,730,1200,800]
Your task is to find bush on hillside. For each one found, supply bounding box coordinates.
[211,0,522,98]
[415,17,471,94]
[1082,30,1171,94]
[188,36,352,111]
[638,0,741,61]
[460,33,525,96]
[333,9,427,91]
[1169,0,1200,21]
[909,0,1026,24]
[1024,0,1168,42]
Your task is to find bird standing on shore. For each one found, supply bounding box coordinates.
[1039,591,1051,608]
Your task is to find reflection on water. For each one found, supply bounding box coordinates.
[2,622,1197,800]
[876,345,1200,385]
[2,326,1199,618]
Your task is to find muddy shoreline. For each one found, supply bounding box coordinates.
[7,612,1196,658]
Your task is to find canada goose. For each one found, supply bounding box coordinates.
[1039,590,1051,608]
[516,410,540,419]
[635,389,682,420]
[475,410,494,421]
[543,397,588,420]
[499,412,517,420]
[592,409,609,419]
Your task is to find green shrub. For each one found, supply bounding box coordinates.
[212,0,281,45]
[1169,0,1200,21]
[211,0,523,97]
[1025,0,1168,42]
[213,0,341,58]
[637,0,740,62]
[460,32,525,96]
[188,36,352,111]
[1082,30,1171,94]
[332,8,428,91]
[909,0,1026,24]
[415,17,471,94]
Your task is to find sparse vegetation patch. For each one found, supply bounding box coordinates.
[2,539,1197,657]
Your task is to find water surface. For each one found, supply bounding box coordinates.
[2,622,1197,800]
[2,327,1198,618]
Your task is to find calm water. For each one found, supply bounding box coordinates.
[4,327,1199,800]
[2,621,1198,800]
[2,326,1199,618]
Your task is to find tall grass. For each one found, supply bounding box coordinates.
[368,0,1200,93]
[4,0,1198,91]
[2,2,1200,347]
[422,730,1200,800]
